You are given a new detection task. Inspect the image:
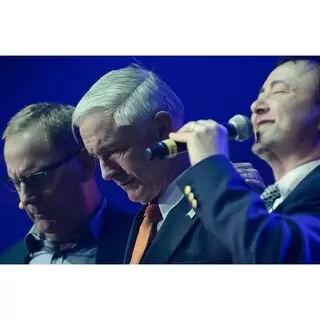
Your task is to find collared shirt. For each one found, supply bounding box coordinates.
[272,160,320,211]
[26,199,107,264]
[157,170,194,230]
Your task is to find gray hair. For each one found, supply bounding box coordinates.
[72,64,185,129]
[3,102,79,151]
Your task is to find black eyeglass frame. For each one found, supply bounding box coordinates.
[3,148,83,192]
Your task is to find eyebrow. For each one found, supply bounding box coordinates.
[259,80,290,94]
[94,143,121,157]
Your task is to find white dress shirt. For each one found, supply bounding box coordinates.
[272,160,320,211]
[157,171,194,231]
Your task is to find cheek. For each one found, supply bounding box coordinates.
[49,172,81,199]
[269,99,292,129]
[119,150,154,180]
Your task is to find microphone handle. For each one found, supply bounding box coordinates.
[145,139,187,160]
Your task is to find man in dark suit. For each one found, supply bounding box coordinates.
[170,57,320,263]
[72,64,265,264]
[0,102,133,264]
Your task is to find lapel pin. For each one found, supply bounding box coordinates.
[186,210,196,219]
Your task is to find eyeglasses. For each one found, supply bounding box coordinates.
[3,149,82,193]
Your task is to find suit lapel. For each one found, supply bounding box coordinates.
[96,204,132,264]
[142,197,199,264]
[123,205,146,264]
[275,165,320,214]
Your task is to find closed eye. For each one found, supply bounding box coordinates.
[273,90,288,94]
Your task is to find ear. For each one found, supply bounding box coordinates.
[76,149,97,182]
[152,111,173,140]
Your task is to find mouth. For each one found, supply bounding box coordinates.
[256,120,275,129]
[122,177,136,186]
[115,177,135,187]
[27,207,48,219]
[32,212,48,219]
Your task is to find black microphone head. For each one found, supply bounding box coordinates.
[228,115,253,142]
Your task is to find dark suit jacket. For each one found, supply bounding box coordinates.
[124,195,233,264]
[176,155,320,263]
[0,202,134,264]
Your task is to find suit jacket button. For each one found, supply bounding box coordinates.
[191,199,198,209]
[184,185,192,195]
[188,192,195,202]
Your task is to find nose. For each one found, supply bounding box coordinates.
[99,159,119,181]
[250,100,270,115]
[19,182,37,206]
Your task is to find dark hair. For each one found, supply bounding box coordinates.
[278,56,320,104]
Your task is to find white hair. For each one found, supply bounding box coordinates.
[72,64,184,129]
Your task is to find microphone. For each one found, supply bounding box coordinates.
[145,114,253,160]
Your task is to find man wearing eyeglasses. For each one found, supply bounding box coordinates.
[0,102,134,264]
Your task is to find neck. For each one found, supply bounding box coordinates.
[263,148,320,181]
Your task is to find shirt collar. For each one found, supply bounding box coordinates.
[277,160,320,199]
[157,169,187,221]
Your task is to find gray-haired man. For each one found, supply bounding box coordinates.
[0,102,133,264]
[72,64,265,264]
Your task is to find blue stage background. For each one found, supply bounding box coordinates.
[0,56,278,253]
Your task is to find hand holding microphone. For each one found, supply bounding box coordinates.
[169,119,230,166]
[146,115,253,167]
[233,162,266,193]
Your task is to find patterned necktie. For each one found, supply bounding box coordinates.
[261,184,281,212]
[130,203,162,264]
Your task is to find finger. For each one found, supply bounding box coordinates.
[236,168,262,175]
[176,121,198,133]
[239,172,264,181]
[169,131,193,143]
[240,172,264,181]
[243,175,265,184]
[184,121,210,133]
[170,122,209,142]
[197,119,219,128]
[245,179,266,191]
[233,162,254,169]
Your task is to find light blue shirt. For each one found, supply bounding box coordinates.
[26,199,107,264]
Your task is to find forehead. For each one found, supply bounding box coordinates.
[4,126,59,174]
[263,60,319,91]
[79,111,115,140]
[79,111,142,152]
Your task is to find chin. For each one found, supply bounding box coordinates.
[127,186,155,204]
[252,141,266,154]
[251,142,262,154]
[252,140,278,163]
[35,219,56,233]
[127,192,152,204]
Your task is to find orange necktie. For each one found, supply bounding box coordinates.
[130,203,162,264]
